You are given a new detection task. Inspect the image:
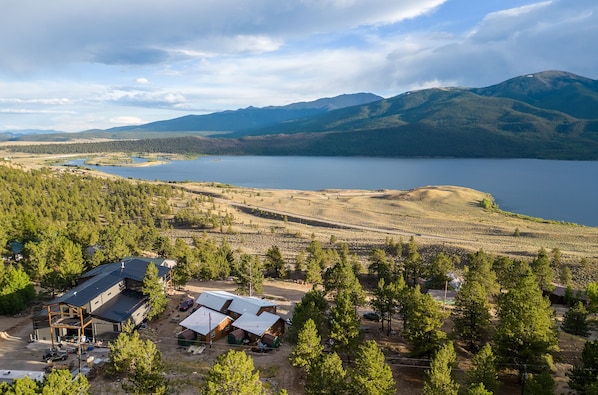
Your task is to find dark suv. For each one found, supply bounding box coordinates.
[42,349,68,363]
[179,298,194,311]
[363,312,382,322]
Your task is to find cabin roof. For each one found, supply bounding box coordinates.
[179,306,233,335]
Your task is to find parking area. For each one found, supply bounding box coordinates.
[0,315,111,377]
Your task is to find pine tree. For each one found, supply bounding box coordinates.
[202,350,266,395]
[305,258,323,285]
[531,247,554,291]
[329,289,362,359]
[371,276,405,334]
[323,257,366,306]
[467,250,499,296]
[401,285,448,357]
[287,289,328,344]
[551,247,562,268]
[0,264,36,315]
[422,342,459,395]
[0,375,40,394]
[404,236,424,286]
[142,262,168,321]
[108,322,167,394]
[305,352,347,395]
[349,340,396,395]
[586,282,598,314]
[42,369,90,395]
[369,248,392,282]
[265,245,287,278]
[524,370,556,395]
[236,253,264,295]
[427,252,454,289]
[466,383,492,395]
[466,344,499,393]
[568,340,598,393]
[289,319,323,368]
[453,280,491,351]
[560,266,573,287]
[494,271,558,375]
[562,301,590,337]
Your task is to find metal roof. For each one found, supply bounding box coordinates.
[179,306,233,335]
[228,296,276,316]
[36,257,171,311]
[231,311,281,337]
[196,291,236,311]
[91,292,148,323]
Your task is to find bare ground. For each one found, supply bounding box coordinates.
[170,182,598,272]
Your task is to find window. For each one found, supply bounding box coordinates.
[211,332,216,339]
[113,324,119,332]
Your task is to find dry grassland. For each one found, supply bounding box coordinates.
[175,182,598,269]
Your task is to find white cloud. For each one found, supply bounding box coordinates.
[377,0,598,90]
[0,1,446,73]
[0,0,596,132]
[110,116,143,125]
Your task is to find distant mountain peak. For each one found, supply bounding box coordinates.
[106,92,383,134]
[470,70,598,119]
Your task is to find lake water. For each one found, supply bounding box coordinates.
[67,157,598,227]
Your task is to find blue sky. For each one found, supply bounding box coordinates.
[0,0,596,132]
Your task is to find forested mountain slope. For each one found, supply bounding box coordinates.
[105,92,383,133]
[6,71,598,159]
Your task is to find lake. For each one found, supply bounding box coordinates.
[67,156,598,227]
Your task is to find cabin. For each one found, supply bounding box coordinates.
[179,291,284,347]
[32,257,173,345]
[544,285,588,306]
[227,295,277,319]
[195,291,236,313]
[177,306,234,346]
[231,311,285,344]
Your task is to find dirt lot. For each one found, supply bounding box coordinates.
[1,280,583,395]
[0,279,427,395]
[84,277,442,395]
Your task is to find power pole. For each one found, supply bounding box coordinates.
[249,257,253,297]
[77,327,82,373]
[208,312,212,349]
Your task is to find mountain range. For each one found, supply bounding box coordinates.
[5,70,598,159]
[106,93,383,134]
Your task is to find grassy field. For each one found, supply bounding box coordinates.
[175,182,598,263]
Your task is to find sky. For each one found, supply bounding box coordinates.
[0,0,597,132]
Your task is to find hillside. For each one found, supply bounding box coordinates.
[238,70,597,134]
[5,71,598,159]
[104,92,383,133]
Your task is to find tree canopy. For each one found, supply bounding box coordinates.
[493,271,558,374]
[202,350,266,395]
[107,322,167,394]
[349,340,396,395]
[142,262,168,321]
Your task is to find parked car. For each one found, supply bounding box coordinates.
[42,349,68,363]
[363,312,381,322]
[179,298,194,311]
